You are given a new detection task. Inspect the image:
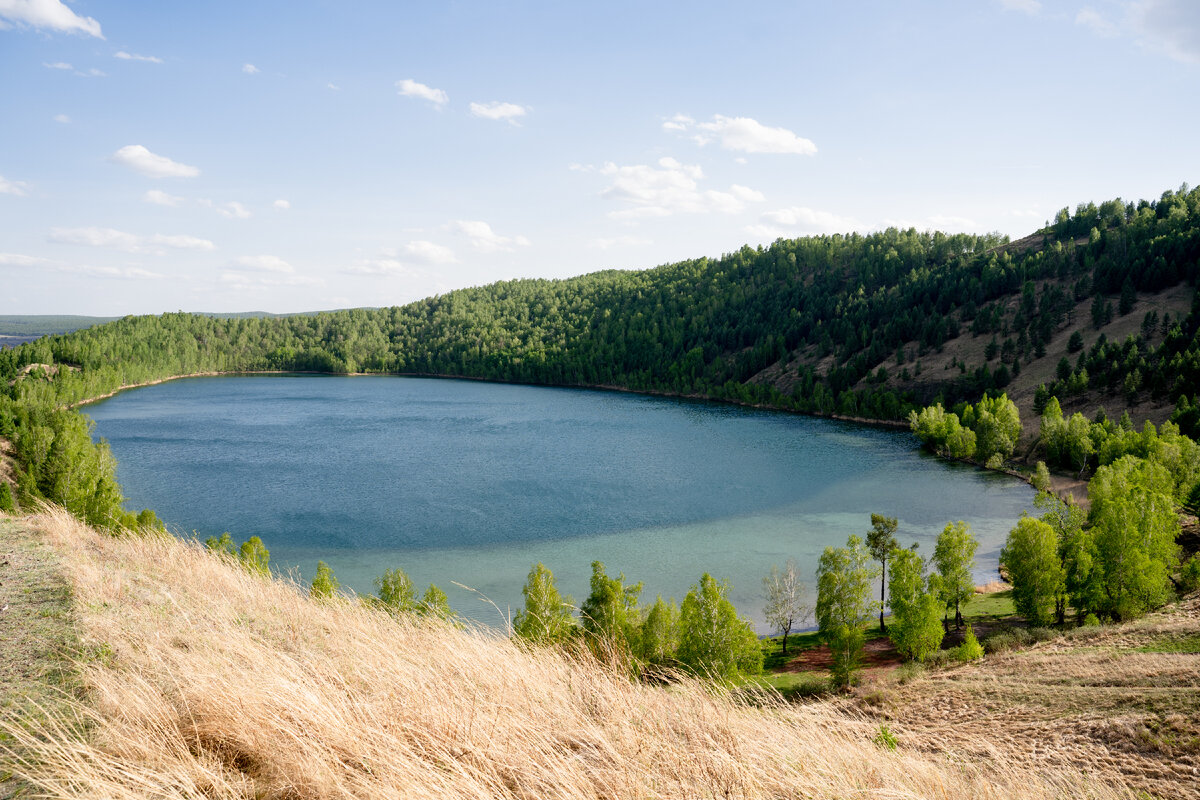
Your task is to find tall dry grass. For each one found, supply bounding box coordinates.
[2,508,1136,799]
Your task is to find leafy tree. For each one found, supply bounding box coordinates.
[1034,492,1095,623]
[1001,517,1064,626]
[816,535,878,688]
[761,558,809,653]
[1088,456,1179,619]
[933,521,978,629]
[677,573,762,681]
[865,514,899,632]
[310,560,339,599]
[886,546,944,661]
[513,562,576,645]
[420,583,457,623]
[375,566,418,613]
[205,531,235,555]
[237,535,270,576]
[0,481,14,513]
[636,595,680,668]
[579,560,642,656]
[1031,461,1051,492]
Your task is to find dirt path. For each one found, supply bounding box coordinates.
[0,516,76,800]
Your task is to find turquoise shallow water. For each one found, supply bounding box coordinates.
[84,375,1035,631]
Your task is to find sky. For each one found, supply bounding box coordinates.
[1,0,1198,316]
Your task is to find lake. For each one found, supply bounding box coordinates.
[85,375,1034,631]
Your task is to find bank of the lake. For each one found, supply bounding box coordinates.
[84,375,1036,631]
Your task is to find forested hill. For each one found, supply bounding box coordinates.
[4,186,1200,435]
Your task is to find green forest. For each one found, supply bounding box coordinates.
[2,185,1200,529]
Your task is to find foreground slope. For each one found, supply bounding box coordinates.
[1,509,1132,800]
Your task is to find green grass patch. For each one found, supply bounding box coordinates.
[963,589,1016,620]
[748,670,829,700]
[1136,634,1200,654]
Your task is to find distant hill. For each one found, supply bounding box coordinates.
[0,315,118,338]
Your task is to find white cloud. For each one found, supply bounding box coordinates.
[48,226,215,253]
[590,156,766,219]
[111,145,200,178]
[661,113,694,132]
[452,220,531,252]
[53,113,70,123]
[217,201,251,219]
[747,206,861,238]
[587,235,653,250]
[469,101,528,124]
[0,0,103,38]
[115,50,162,63]
[998,0,1041,13]
[273,199,291,210]
[233,255,293,273]
[0,175,30,196]
[242,63,259,74]
[1076,7,1120,37]
[1129,0,1200,64]
[149,234,214,251]
[340,259,409,277]
[403,240,457,264]
[396,78,448,106]
[219,271,321,289]
[82,67,105,77]
[49,226,141,251]
[666,114,817,155]
[326,82,340,91]
[696,115,817,155]
[143,189,184,207]
[43,61,72,70]
[70,265,163,280]
[0,252,48,266]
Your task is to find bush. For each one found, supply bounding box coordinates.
[895,662,925,684]
[310,561,339,599]
[983,632,1019,654]
[955,625,984,661]
[873,724,899,751]
[0,481,15,513]
[1180,555,1200,594]
[1028,626,1060,643]
[923,649,953,668]
[1082,613,1101,627]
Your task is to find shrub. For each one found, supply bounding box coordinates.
[983,632,1018,654]
[1083,613,1101,627]
[0,481,15,513]
[955,625,984,661]
[873,724,899,751]
[1028,626,1060,643]
[1180,555,1200,594]
[310,561,339,599]
[923,649,953,668]
[895,662,925,684]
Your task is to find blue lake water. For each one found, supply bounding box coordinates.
[84,375,1034,631]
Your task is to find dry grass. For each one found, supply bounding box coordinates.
[879,592,1200,799]
[1,509,1138,800]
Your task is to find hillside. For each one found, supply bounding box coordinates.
[0,508,1145,800]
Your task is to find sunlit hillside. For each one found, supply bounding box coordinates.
[0,507,1136,800]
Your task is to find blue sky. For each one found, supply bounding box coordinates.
[1,0,1198,315]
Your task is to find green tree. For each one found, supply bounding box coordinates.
[310,560,339,599]
[761,558,809,653]
[933,521,978,629]
[0,482,14,514]
[1031,461,1051,492]
[237,536,270,576]
[420,583,457,623]
[677,573,762,681]
[866,514,899,632]
[1088,456,1180,619]
[375,566,418,613]
[636,595,680,668]
[1001,517,1065,626]
[513,562,576,645]
[579,560,642,656]
[816,535,878,688]
[886,546,945,661]
[205,531,236,555]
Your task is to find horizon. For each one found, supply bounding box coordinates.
[2,0,1198,317]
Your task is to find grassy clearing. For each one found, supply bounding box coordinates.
[0,508,1135,800]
